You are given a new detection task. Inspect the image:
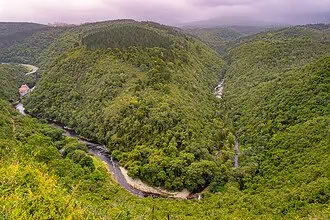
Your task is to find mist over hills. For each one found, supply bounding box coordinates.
[178,12,330,28]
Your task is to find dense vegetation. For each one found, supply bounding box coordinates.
[3,96,327,219]
[82,25,173,50]
[184,27,243,54]
[0,22,46,37]
[24,21,237,192]
[221,25,330,216]
[0,64,26,101]
[0,29,68,65]
[0,22,48,48]
[0,21,329,218]
[184,26,274,54]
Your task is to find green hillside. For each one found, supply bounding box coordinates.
[184,27,243,54]
[184,26,274,54]
[0,22,48,49]
[0,22,47,37]
[221,25,330,215]
[24,21,236,192]
[82,24,173,49]
[0,64,26,101]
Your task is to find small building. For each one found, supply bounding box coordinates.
[19,84,30,97]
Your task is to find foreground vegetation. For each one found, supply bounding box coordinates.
[1,96,328,219]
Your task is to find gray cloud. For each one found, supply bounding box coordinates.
[0,0,329,25]
[192,0,264,7]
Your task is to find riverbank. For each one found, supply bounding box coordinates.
[120,167,190,199]
[1,63,38,76]
[14,63,236,199]
[15,99,193,199]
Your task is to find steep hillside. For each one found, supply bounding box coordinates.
[220,25,330,215]
[0,22,48,49]
[0,99,93,218]
[184,26,274,54]
[0,27,67,64]
[24,21,236,192]
[184,27,243,54]
[0,64,27,101]
[3,96,326,219]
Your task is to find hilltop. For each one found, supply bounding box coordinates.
[23,20,235,192]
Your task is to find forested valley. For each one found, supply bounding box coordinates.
[0,21,329,219]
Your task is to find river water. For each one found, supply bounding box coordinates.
[16,100,195,199]
[13,63,165,198]
[214,77,240,168]
[14,65,238,199]
[214,78,225,98]
[16,103,173,198]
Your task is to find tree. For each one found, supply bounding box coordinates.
[185,160,217,192]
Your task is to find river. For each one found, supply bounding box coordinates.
[214,77,240,168]
[14,65,238,199]
[14,64,193,199]
[1,63,39,76]
[16,104,192,198]
[50,122,149,198]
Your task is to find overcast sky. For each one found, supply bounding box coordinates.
[0,0,329,25]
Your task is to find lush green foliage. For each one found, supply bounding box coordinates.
[184,27,243,54]
[0,22,46,37]
[24,22,238,191]
[0,22,48,48]
[0,29,66,64]
[0,97,329,219]
[0,64,26,101]
[184,26,273,54]
[221,25,330,216]
[82,25,173,50]
[0,23,68,64]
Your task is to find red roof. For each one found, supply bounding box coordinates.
[19,84,30,95]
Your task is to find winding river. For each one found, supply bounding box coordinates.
[16,103,191,198]
[1,63,39,76]
[14,64,192,199]
[14,64,240,199]
[50,123,148,198]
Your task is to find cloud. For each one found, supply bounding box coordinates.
[0,0,329,25]
[192,0,263,7]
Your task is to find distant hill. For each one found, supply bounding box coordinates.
[0,22,48,37]
[0,22,50,49]
[179,16,285,28]
[0,24,68,64]
[183,26,277,54]
[178,12,329,28]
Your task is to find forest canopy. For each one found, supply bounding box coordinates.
[82,25,173,50]
[24,21,236,192]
